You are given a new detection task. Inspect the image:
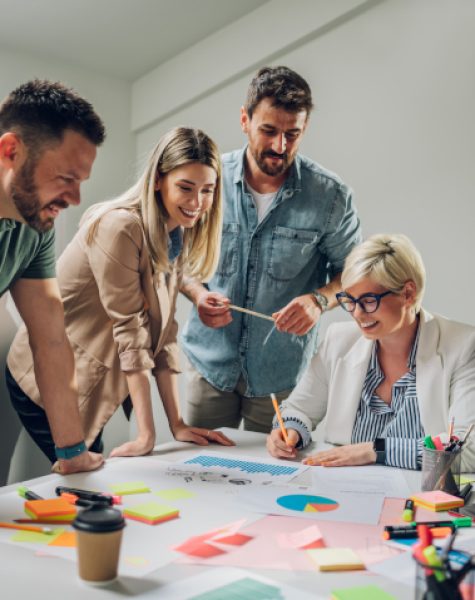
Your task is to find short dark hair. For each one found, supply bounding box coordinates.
[0,79,105,153]
[245,66,314,119]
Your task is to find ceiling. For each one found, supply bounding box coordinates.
[0,0,269,81]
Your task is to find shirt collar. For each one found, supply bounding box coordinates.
[0,218,18,232]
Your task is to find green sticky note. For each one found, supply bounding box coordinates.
[190,577,283,600]
[460,475,475,485]
[155,488,195,501]
[331,584,396,600]
[109,481,150,495]
[123,501,179,523]
[11,528,65,545]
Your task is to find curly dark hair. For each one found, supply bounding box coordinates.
[245,66,314,118]
[0,79,105,153]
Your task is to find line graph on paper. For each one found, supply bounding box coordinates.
[179,453,307,484]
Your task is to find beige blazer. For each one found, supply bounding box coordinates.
[280,310,475,471]
[8,209,180,447]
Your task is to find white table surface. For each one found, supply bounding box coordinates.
[0,429,424,599]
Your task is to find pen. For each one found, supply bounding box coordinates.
[459,483,472,502]
[270,393,289,445]
[402,499,415,522]
[384,517,471,533]
[55,486,113,505]
[448,416,455,441]
[383,527,454,540]
[0,522,53,534]
[17,486,43,501]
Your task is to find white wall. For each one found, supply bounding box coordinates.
[1,49,135,484]
[132,0,475,441]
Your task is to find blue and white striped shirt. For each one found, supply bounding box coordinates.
[351,325,424,469]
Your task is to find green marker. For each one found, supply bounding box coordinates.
[17,486,43,501]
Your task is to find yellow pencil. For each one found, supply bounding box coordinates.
[271,393,290,445]
[0,521,53,534]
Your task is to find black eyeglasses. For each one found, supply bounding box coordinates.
[336,290,395,314]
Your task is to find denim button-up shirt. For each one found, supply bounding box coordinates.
[182,147,362,396]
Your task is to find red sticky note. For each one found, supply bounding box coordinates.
[174,537,226,558]
[213,533,253,546]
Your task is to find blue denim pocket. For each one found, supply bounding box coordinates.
[267,226,320,281]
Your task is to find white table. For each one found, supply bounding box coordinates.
[0,429,423,599]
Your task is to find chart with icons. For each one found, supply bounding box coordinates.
[276,494,340,513]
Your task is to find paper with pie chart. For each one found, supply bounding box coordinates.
[237,486,384,525]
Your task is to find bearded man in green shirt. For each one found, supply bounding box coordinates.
[0,79,105,474]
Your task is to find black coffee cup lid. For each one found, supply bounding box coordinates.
[73,504,125,533]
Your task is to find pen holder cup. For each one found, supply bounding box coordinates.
[421,448,462,494]
[414,551,474,600]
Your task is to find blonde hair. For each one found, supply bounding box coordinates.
[341,233,426,312]
[81,127,222,280]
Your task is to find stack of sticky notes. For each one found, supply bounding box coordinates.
[307,548,365,572]
[123,501,179,525]
[25,498,76,522]
[331,584,396,599]
[410,491,464,512]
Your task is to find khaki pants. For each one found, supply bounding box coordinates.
[185,362,292,433]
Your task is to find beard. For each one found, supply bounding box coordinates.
[250,147,292,177]
[10,159,65,233]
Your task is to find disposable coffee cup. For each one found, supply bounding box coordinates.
[421,447,462,494]
[73,504,125,585]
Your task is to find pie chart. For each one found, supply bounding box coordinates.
[276,494,339,513]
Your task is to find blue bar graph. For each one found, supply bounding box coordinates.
[184,455,299,477]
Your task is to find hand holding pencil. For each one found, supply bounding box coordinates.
[266,394,300,459]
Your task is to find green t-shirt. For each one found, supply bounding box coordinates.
[0,218,56,296]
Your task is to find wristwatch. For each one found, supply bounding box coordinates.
[311,291,329,313]
[373,438,386,465]
[54,440,87,460]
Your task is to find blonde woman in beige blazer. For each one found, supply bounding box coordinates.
[267,234,475,471]
[7,127,233,465]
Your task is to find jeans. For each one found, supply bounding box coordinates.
[5,366,104,464]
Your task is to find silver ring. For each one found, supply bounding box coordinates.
[207,430,211,437]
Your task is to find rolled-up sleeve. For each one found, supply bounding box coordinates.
[321,184,362,278]
[86,210,155,373]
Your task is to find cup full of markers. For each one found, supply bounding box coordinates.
[421,422,474,494]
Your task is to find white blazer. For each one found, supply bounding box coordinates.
[280,310,475,471]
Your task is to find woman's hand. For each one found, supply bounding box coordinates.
[266,428,300,459]
[172,420,235,446]
[109,435,155,458]
[303,442,376,467]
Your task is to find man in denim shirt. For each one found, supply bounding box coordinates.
[181,66,362,433]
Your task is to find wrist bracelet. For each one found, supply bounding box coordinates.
[54,441,87,460]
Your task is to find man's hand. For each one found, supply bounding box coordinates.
[172,420,235,446]
[272,294,321,335]
[302,442,376,467]
[266,428,300,459]
[197,291,233,328]
[52,451,104,475]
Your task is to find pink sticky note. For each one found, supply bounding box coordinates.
[277,524,324,550]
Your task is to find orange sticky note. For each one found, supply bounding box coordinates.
[25,499,76,520]
[48,531,77,547]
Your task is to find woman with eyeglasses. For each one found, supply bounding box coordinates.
[267,233,475,470]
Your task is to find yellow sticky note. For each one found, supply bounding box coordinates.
[307,547,365,572]
[11,528,65,545]
[109,481,150,495]
[155,488,195,501]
